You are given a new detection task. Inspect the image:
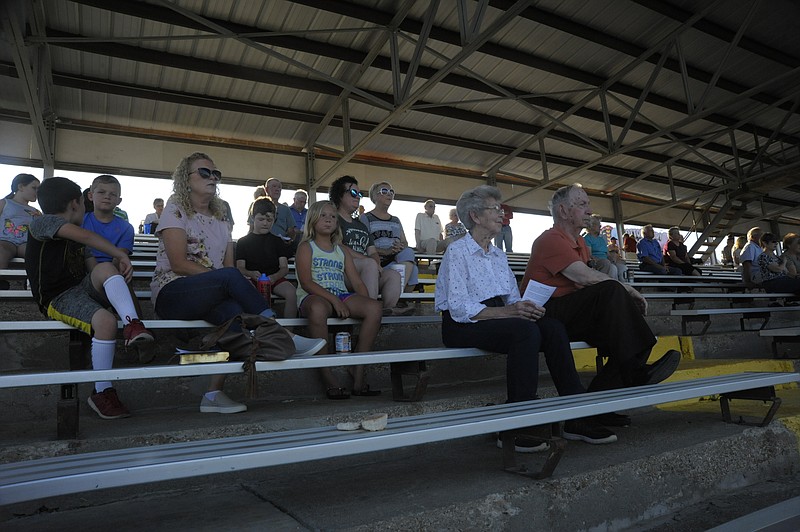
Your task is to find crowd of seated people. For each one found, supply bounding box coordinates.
[8,163,798,460]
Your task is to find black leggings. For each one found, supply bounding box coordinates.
[441,312,584,402]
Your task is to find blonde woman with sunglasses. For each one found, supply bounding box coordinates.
[361,181,419,293]
[151,152,324,414]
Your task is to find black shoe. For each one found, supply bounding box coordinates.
[496,432,548,453]
[639,349,681,386]
[563,419,617,444]
[592,412,631,427]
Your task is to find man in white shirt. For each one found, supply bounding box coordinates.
[143,198,164,233]
[414,199,445,254]
[739,226,764,287]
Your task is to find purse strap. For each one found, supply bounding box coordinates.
[199,314,242,350]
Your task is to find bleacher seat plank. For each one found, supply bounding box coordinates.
[1,372,795,505]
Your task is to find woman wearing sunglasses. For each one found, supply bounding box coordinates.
[361,181,419,294]
[151,152,323,414]
[329,175,409,316]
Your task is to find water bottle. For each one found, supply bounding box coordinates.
[257,274,272,307]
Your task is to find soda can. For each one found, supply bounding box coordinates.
[335,332,351,353]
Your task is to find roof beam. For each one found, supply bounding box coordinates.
[66,0,780,162]
[303,0,417,152]
[28,30,767,182]
[314,0,536,186]
[293,0,800,146]
[489,0,800,117]
[2,0,56,176]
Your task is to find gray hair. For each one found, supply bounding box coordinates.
[588,213,602,228]
[548,183,584,218]
[640,224,653,238]
[457,185,502,231]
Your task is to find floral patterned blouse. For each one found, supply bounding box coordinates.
[150,198,231,304]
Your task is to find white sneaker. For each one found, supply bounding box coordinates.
[199,391,247,414]
[293,335,326,357]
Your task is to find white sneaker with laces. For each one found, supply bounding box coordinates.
[199,391,247,414]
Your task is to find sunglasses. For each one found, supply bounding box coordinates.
[347,188,363,199]
[378,187,395,196]
[191,167,222,180]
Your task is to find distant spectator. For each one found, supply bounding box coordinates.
[246,185,268,232]
[740,227,764,287]
[143,198,164,234]
[361,181,419,294]
[329,175,406,316]
[781,233,800,279]
[113,206,129,221]
[622,232,638,260]
[664,227,701,276]
[290,189,308,233]
[26,177,153,420]
[637,225,681,275]
[82,188,94,213]
[235,198,297,318]
[444,208,467,246]
[732,235,747,270]
[720,234,734,266]
[414,199,445,254]
[494,203,513,252]
[583,215,614,276]
[584,215,627,283]
[0,173,41,289]
[221,199,234,233]
[82,175,135,265]
[264,178,297,244]
[757,232,800,295]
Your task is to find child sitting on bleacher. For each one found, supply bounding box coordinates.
[25,177,154,420]
[81,174,135,263]
[295,201,382,400]
[235,198,297,318]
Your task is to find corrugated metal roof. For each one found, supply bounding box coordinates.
[1,0,799,233]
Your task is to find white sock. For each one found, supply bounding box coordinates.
[103,275,138,322]
[204,391,220,401]
[92,338,116,393]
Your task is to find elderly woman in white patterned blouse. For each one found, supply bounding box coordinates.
[434,185,615,451]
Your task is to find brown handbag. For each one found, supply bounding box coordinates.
[200,313,295,397]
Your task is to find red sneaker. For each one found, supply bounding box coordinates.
[88,388,131,419]
[123,317,154,348]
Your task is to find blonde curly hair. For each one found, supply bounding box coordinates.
[170,152,225,219]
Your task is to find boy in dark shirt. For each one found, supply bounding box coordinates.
[235,198,297,317]
[25,177,154,420]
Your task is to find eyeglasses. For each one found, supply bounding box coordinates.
[378,187,395,196]
[483,204,504,214]
[191,167,222,180]
[347,188,363,199]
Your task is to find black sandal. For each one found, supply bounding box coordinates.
[351,385,381,397]
[326,387,350,400]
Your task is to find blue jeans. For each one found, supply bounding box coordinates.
[155,267,268,330]
[639,262,682,275]
[494,225,512,252]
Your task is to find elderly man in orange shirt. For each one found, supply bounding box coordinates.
[521,184,680,420]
